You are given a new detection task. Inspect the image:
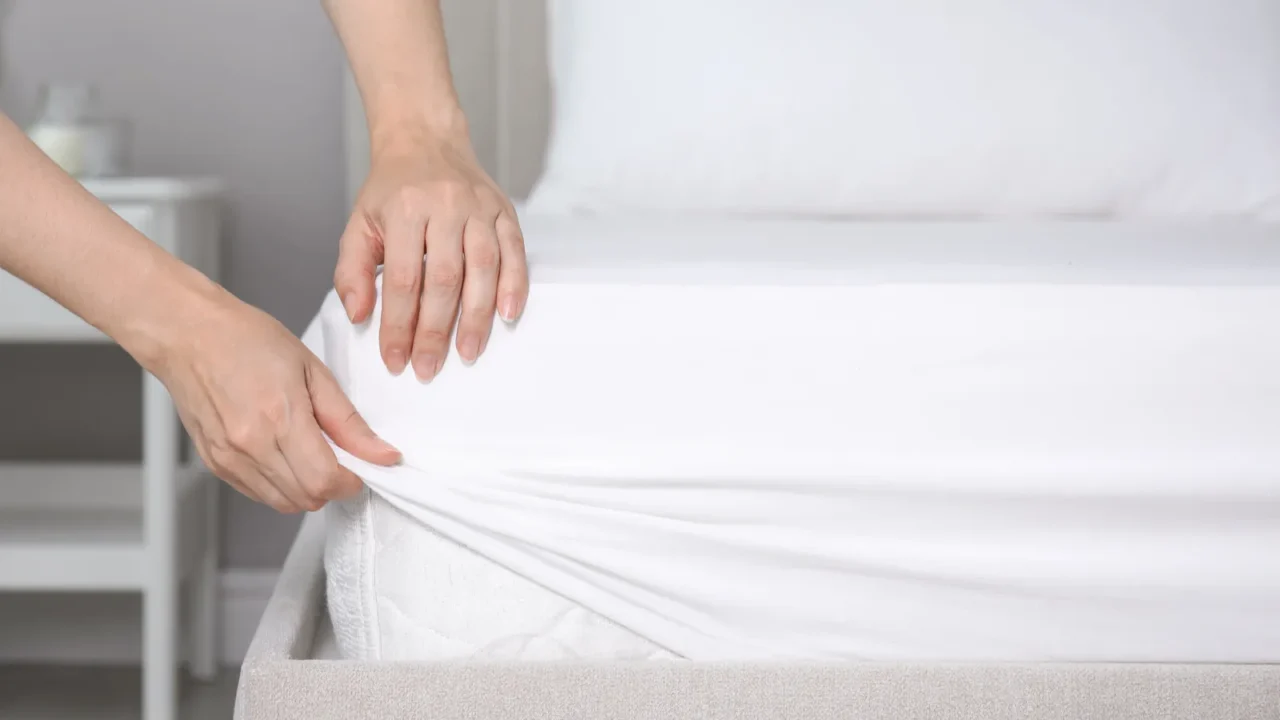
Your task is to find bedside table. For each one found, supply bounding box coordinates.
[0,177,223,720]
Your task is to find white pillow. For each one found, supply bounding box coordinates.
[527,0,1280,220]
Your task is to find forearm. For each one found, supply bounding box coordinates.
[324,0,469,154]
[0,112,221,371]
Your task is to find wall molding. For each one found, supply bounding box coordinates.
[218,569,280,665]
[0,569,278,667]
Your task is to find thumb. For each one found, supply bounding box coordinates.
[306,358,401,466]
[334,213,383,324]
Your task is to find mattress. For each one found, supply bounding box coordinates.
[301,215,1280,664]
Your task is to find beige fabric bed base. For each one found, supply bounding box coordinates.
[235,514,1280,720]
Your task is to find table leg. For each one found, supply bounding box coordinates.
[191,477,220,680]
[143,370,178,720]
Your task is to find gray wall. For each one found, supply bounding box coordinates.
[0,1,349,567]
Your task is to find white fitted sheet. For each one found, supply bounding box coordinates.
[304,215,1280,663]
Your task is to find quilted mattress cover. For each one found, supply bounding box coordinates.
[301,215,1280,663]
[235,514,1280,720]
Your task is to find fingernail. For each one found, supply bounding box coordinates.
[413,354,438,383]
[459,336,479,365]
[500,296,519,323]
[377,439,402,462]
[342,293,357,322]
[386,349,407,375]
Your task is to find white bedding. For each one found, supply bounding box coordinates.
[530,0,1280,219]
[305,215,1280,663]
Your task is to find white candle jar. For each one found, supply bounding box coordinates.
[26,83,131,177]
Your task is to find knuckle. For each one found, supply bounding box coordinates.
[333,474,363,500]
[261,397,290,428]
[462,304,495,324]
[302,464,343,501]
[414,327,451,350]
[435,180,476,208]
[227,407,287,449]
[382,267,421,294]
[308,471,361,503]
[469,191,495,214]
[225,420,262,451]
[264,495,298,514]
[478,189,507,216]
[426,263,463,289]
[195,442,223,469]
[389,186,433,218]
[498,221,526,253]
[467,243,500,272]
[205,442,236,472]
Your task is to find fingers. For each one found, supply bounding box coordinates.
[235,464,305,514]
[204,435,309,514]
[175,292,401,517]
[273,360,400,508]
[455,217,500,365]
[379,196,428,375]
[204,384,394,515]
[257,447,321,512]
[277,410,365,505]
[196,387,345,514]
[360,178,527,377]
[191,436,267,507]
[333,211,383,325]
[247,481,302,515]
[306,358,401,466]
[495,210,529,323]
[412,215,465,382]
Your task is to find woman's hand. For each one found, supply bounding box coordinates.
[324,0,527,381]
[334,134,529,383]
[0,110,397,513]
[154,286,402,513]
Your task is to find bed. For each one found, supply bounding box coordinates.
[235,215,1280,719]
[236,1,1280,717]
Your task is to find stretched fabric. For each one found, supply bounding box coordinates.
[303,217,1280,661]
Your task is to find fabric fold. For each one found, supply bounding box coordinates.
[301,219,1280,662]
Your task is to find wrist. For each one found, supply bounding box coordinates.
[368,104,470,159]
[110,253,230,377]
